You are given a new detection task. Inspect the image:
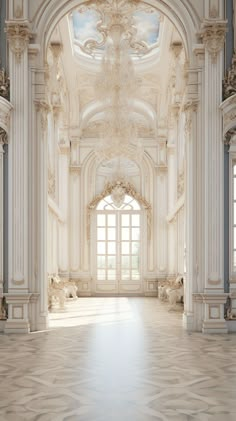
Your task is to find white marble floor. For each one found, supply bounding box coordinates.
[1,298,236,421]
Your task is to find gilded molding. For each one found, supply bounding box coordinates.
[5,21,31,63]
[200,20,227,63]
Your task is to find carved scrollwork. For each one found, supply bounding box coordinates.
[223,52,236,100]
[0,69,10,100]
[75,0,158,56]
[0,127,8,145]
[5,22,31,63]
[223,128,236,146]
[200,20,227,63]
[35,101,50,133]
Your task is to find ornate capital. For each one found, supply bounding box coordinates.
[5,21,31,63]
[183,101,198,136]
[200,20,227,63]
[35,101,50,133]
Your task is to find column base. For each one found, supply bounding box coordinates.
[202,319,228,334]
[182,312,194,331]
[35,314,49,331]
[4,319,30,334]
[4,292,31,334]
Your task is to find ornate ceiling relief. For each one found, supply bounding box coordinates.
[72,0,160,57]
[200,20,227,63]
[5,22,31,63]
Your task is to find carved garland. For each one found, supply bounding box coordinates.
[87,180,152,240]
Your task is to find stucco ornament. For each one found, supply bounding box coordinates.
[5,22,31,63]
[223,52,236,100]
[200,20,227,63]
[111,183,126,208]
[75,0,157,56]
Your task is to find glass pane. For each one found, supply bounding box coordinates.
[234,165,236,176]
[122,228,130,241]
[97,214,106,226]
[97,270,106,280]
[107,242,116,254]
[97,200,106,210]
[104,204,114,210]
[122,204,132,210]
[121,242,130,254]
[97,242,106,254]
[108,228,116,241]
[234,251,236,267]
[121,270,130,281]
[132,270,140,280]
[131,200,140,210]
[122,256,130,269]
[132,214,140,226]
[107,270,116,280]
[132,255,139,269]
[132,242,139,255]
[97,256,106,269]
[97,228,106,241]
[108,255,116,269]
[121,214,130,226]
[107,214,116,226]
[132,228,140,241]
[124,195,132,204]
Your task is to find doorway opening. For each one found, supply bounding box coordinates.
[94,194,142,295]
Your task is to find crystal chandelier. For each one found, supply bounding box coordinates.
[94,3,142,161]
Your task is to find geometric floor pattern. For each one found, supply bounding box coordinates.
[1,297,236,421]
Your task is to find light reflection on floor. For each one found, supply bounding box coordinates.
[49,297,136,328]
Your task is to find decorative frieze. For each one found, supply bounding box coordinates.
[5,21,31,63]
[200,20,227,63]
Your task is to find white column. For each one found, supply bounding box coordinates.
[4,22,31,333]
[0,135,5,305]
[201,20,228,333]
[35,101,50,331]
[0,100,13,321]
[183,103,198,331]
[167,144,177,276]
[70,167,81,275]
[58,142,70,278]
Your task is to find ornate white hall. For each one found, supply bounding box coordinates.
[0,0,236,336]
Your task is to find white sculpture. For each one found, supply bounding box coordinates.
[158,276,184,310]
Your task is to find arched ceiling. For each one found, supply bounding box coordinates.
[48,0,187,141]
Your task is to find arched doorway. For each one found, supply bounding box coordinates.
[92,188,147,295]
